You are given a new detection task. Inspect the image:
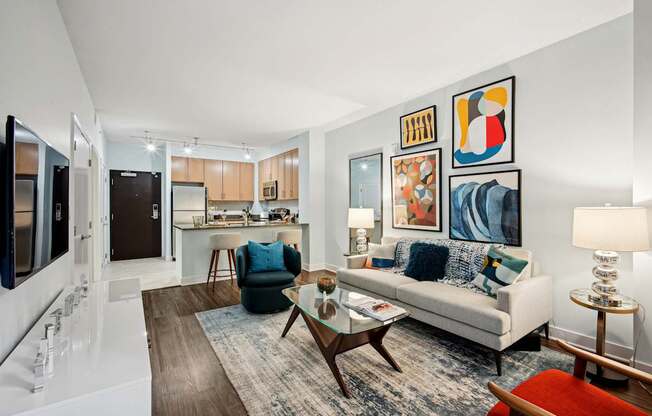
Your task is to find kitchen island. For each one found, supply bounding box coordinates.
[174,222,307,285]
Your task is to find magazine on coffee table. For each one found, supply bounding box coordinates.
[344,294,406,322]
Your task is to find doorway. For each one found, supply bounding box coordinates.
[71,115,93,285]
[110,170,162,261]
[349,152,383,253]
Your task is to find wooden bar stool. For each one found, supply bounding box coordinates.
[207,233,241,287]
[276,230,301,251]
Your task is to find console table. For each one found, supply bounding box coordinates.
[0,278,151,416]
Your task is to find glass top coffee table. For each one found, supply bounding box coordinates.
[281,284,408,398]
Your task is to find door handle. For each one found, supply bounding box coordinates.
[152,203,159,220]
[81,234,92,241]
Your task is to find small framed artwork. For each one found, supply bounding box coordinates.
[452,76,515,168]
[391,148,442,232]
[449,169,521,246]
[400,105,437,150]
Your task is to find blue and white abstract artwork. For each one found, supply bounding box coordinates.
[449,170,521,246]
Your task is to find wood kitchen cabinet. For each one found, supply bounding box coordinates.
[203,159,254,202]
[290,148,299,199]
[276,153,287,200]
[204,159,223,200]
[171,156,188,182]
[257,148,299,201]
[239,163,254,201]
[187,158,204,182]
[171,156,204,183]
[221,161,239,200]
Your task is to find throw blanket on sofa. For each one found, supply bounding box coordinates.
[393,238,491,295]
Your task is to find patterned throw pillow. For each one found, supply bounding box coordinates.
[364,243,396,269]
[436,239,490,281]
[472,246,529,296]
[394,238,489,281]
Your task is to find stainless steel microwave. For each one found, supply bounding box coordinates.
[263,180,277,200]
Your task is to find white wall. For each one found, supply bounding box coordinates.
[633,0,652,368]
[0,0,104,362]
[325,16,640,360]
[106,140,165,173]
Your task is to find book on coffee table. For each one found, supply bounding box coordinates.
[344,295,406,322]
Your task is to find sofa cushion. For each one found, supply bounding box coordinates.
[404,243,449,281]
[397,281,511,335]
[244,271,296,288]
[337,268,418,300]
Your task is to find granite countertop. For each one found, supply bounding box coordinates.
[174,222,306,230]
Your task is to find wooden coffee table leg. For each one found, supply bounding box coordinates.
[281,305,300,338]
[324,334,352,398]
[370,325,402,372]
[300,310,352,398]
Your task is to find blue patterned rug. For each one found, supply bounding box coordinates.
[196,305,571,415]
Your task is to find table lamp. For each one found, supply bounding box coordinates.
[572,206,650,306]
[348,208,375,254]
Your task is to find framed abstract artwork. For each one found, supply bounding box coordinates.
[452,76,515,168]
[391,148,442,232]
[400,105,437,150]
[449,169,521,246]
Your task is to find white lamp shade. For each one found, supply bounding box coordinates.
[348,208,375,229]
[572,206,650,252]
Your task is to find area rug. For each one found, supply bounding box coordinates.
[196,305,571,415]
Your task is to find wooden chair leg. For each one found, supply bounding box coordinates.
[206,250,216,285]
[212,250,220,289]
[230,249,237,283]
[227,249,234,283]
[494,350,503,376]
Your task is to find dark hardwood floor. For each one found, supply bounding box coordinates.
[143,271,652,415]
[142,271,321,416]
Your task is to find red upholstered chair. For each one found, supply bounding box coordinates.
[487,341,652,416]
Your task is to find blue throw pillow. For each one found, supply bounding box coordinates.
[248,240,287,273]
[404,243,449,281]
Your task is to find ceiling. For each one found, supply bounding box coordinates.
[58,0,632,147]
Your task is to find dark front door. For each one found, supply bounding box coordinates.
[110,170,162,261]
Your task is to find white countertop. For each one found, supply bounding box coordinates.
[0,279,151,416]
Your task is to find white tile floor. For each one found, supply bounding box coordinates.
[102,257,180,291]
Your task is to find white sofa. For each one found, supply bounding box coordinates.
[336,236,552,375]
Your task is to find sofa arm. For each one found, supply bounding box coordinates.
[283,245,302,277]
[346,254,368,269]
[497,275,553,343]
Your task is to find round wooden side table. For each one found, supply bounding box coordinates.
[569,288,639,385]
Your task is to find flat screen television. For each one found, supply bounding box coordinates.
[1,116,70,289]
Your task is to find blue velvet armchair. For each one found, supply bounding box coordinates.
[235,243,302,313]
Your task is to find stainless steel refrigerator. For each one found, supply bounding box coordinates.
[171,185,206,259]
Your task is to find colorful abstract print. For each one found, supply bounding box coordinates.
[392,150,440,231]
[453,77,513,167]
[450,173,521,246]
